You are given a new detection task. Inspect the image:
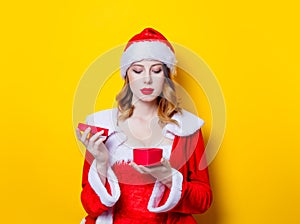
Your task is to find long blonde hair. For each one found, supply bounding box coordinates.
[116,64,181,125]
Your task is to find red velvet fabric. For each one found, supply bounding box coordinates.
[80,129,212,223]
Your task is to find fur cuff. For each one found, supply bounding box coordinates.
[147,169,183,212]
[88,160,120,207]
[96,208,113,224]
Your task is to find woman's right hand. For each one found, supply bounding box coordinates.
[76,127,109,166]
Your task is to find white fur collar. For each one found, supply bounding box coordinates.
[85,108,204,138]
[162,109,204,138]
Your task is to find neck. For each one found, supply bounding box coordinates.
[131,98,158,119]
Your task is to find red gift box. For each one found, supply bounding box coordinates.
[77,123,109,136]
[133,148,163,166]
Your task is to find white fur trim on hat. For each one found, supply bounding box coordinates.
[120,41,177,78]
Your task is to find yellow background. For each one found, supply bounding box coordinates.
[1,0,299,223]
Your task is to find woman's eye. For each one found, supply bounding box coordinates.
[152,69,162,74]
[133,70,142,74]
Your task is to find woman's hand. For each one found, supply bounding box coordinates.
[130,158,173,188]
[76,127,109,184]
[76,127,109,166]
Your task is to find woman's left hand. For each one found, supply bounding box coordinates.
[130,158,173,188]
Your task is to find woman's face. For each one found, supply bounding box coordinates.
[127,60,165,103]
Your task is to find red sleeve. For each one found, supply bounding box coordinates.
[80,150,111,218]
[161,129,213,214]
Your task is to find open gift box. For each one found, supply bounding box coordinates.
[77,123,109,136]
[133,148,163,166]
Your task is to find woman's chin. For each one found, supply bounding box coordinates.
[132,94,159,103]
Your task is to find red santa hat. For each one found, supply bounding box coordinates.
[120,28,177,78]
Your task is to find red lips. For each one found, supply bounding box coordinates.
[140,88,154,95]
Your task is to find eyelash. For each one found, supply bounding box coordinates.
[133,70,142,74]
[153,69,162,74]
[132,68,162,74]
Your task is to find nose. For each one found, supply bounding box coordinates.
[144,70,152,84]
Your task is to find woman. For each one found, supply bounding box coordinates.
[76,28,212,224]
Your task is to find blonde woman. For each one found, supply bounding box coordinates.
[76,28,212,224]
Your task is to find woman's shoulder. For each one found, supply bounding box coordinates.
[85,108,118,134]
[163,109,204,137]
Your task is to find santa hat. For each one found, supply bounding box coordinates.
[120,28,177,78]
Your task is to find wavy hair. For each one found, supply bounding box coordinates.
[116,64,181,125]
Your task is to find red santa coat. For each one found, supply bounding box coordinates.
[80,109,212,224]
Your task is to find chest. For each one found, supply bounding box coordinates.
[105,132,173,166]
[118,117,173,147]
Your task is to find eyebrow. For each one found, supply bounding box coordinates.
[131,63,163,67]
